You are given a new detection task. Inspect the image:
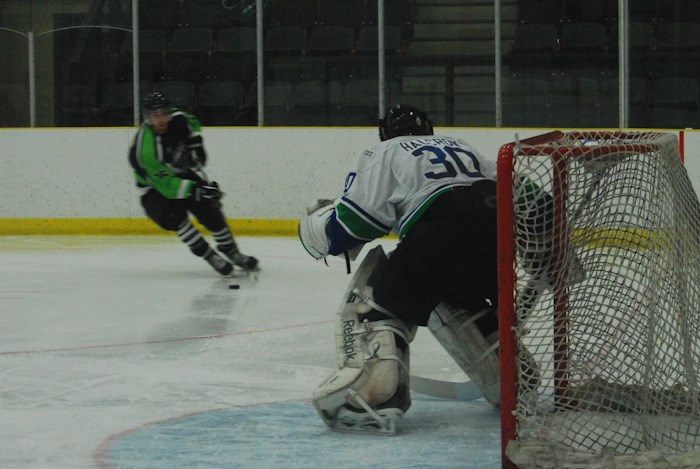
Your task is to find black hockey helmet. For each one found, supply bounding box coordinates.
[378,104,433,141]
[142,91,170,114]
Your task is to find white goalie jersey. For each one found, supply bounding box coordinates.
[337,135,497,242]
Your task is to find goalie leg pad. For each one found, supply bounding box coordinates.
[428,303,501,406]
[313,319,411,435]
[313,246,414,434]
[332,245,410,366]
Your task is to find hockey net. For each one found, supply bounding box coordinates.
[497,131,700,468]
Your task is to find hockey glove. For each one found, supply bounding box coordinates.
[193,181,223,202]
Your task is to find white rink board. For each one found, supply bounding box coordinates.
[0,127,693,220]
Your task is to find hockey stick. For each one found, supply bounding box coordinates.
[410,375,483,401]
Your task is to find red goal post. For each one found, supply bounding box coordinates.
[496,130,700,468]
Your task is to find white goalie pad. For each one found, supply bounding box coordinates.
[331,245,388,367]
[312,245,413,435]
[428,303,501,406]
[313,321,409,435]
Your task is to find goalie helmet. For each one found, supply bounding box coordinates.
[142,91,170,114]
[378,104,433,141]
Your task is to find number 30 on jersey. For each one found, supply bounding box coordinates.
[413,145,484,180]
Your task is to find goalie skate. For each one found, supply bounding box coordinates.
[333,389,403,435]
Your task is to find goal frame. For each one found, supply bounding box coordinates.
[496,130,688,468]
[498,131,565,469]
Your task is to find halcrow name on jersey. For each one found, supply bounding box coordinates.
[334,134,497,244]
[398,137,461,152]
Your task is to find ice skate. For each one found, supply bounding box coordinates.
[231,252,258,271]
[333,388,406,435]
[204,249,233,276]
[220,247,259,272]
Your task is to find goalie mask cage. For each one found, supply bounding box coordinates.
[496,131,700,469]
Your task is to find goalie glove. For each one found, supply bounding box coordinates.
[299,199,336,259]
[193,180,223,202]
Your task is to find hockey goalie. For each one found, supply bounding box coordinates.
[298,104,504,434]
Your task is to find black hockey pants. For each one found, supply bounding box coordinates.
[141,189,228,233]
[372,181,499,328]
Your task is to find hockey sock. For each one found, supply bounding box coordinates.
[211,226,238,255]
[177,220,209,257]
[212,226,258,270]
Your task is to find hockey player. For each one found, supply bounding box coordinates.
[299,104,502,434]
[128,91,258,275]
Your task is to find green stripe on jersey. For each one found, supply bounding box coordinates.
[398,187,454,238]
[336,203,389,240]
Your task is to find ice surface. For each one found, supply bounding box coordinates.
[0,236,500,468]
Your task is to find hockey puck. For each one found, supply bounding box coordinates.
[229,284,240,290]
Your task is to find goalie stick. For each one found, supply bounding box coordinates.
[410,375,482,402]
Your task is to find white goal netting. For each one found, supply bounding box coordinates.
[498,131,700,468]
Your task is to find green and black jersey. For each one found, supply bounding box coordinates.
[128,110,205,199]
